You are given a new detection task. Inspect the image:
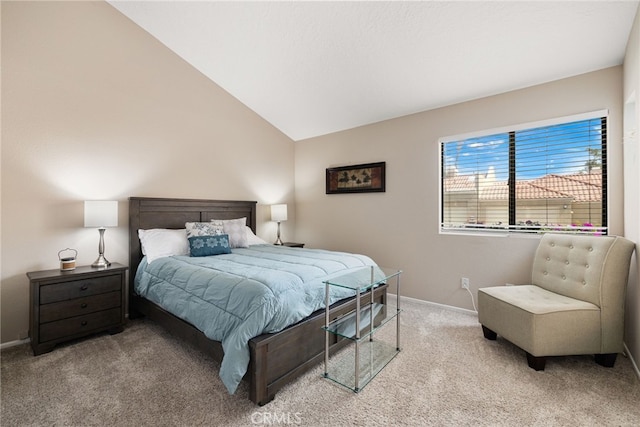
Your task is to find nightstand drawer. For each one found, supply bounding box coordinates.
[39,307,121,342]
[40,275,121,304]
[40,291,121,323]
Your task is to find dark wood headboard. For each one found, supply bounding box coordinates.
[128,197,257,295]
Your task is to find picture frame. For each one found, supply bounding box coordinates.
[326,162,386,194]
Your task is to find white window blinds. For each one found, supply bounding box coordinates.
[440,112,607,235]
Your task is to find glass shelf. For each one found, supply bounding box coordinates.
[323,267,402,292]
[323,336,399,393]
[323,266,402,393]
[322,302,400,341]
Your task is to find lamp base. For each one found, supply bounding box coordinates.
[274,221,283,245]
[91,255,111,268]
[92,227,111,268]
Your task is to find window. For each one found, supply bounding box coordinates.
[440,111,607,235]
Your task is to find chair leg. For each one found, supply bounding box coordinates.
[594,353,617,368]
[526,352,546,371]
[482,325,497,340]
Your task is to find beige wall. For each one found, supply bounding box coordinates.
[623,8,640,372]
[1,1,295,343]
[295,66,633,350]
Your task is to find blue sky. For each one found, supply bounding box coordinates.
[443,118,603,181]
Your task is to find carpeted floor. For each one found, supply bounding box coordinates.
[2,298,639,426]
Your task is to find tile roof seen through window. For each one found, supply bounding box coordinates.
[444,171,602,202]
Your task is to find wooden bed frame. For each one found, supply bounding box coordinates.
[128,197,387,405]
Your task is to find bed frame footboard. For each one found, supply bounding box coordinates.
[248,284,388,405]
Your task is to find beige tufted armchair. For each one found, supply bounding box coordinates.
[478,233,635,370]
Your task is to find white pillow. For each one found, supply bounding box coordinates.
[246,226,269,245]
[211,218,248,248]
[138,229,189,263]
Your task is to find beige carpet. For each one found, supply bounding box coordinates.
[2,298,639,426]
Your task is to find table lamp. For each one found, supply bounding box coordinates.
[84,200,118,268]
[271,204,287,245]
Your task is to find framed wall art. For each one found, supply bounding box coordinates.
[326,162,386,194]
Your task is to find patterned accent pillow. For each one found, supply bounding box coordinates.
[210,218,248,248]
[188,234,232,257]
[185,221,224,238]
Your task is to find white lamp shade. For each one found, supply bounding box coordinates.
[271,204,288,222]
[84,201,118,227]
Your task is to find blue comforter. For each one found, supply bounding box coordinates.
[134,244,379,393]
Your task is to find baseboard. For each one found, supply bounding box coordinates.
[0,338,30,350]
[624,342,640,380]
[387,293,478,316]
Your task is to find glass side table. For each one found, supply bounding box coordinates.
[322,266,402,392]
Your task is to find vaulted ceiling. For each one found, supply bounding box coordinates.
[109,1,639,141]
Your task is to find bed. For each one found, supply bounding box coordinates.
[128,197,388,405]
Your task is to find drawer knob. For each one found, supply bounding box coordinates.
[81,321,88,326]
[80,285,89,291]
[80,303,88,309]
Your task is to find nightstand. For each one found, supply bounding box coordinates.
[282,242,305,248]
[27,263,127,355]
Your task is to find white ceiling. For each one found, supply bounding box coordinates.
[108,1,639,141]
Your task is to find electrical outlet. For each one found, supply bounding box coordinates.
[461,277,470,290]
